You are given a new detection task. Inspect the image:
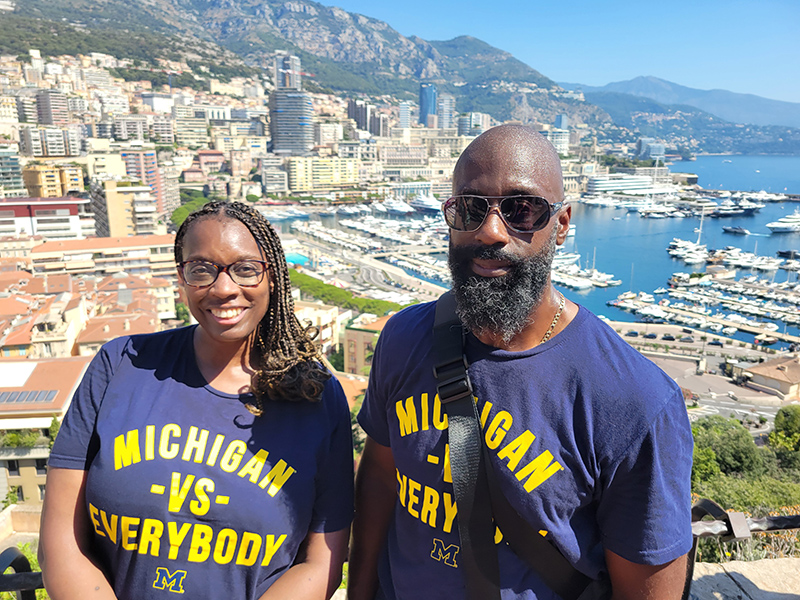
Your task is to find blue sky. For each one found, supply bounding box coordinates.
[321,0,800,103]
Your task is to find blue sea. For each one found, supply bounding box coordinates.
[286,154,800,347]
[561,154,800,344]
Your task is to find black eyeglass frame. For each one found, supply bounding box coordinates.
[178,259,270,288]
[442,195,564,234]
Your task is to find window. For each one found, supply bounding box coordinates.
[7,460,19,477]
[15,486,23,502]
[39,485,46,501]
[35,459,47,475]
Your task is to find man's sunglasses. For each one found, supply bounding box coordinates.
[442,195,563,234]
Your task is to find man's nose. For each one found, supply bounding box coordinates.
[473,205,511,245]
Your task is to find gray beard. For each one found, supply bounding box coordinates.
[448,228,557,344]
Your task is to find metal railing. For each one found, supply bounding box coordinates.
[0,547,42,600]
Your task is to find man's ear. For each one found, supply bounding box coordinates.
[555,203,572,245]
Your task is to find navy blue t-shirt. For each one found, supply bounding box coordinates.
[358,302,693,600]
[50,326,354,600]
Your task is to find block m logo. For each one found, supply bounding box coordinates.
[430,538,459,568]
[153,567,188,593]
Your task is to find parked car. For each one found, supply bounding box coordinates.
[625,330,639,337]
[679,336,694,343]
[709,339,724,347]
[643,332,657,339]
[662,334,675,341]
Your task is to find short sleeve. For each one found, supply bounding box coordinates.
[596,388,694,565]
[356,329,391,446]
[49,343,120,470]
[309,377,355,533]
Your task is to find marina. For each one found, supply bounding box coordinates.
[269,155,800,351]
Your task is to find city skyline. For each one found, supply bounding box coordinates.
[322,0,800,104]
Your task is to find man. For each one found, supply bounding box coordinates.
[349,125,693,600]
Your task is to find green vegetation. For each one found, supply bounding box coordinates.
[289,270,411,316]
[598,155,657,169]
[0,429,46,448]
[176,303,191,325]
[109,68,205,91]
[328,347,344,372]
[0,543,47,599]
[172,189,212,228]
[691,414,800,561]
[48,417,60,449]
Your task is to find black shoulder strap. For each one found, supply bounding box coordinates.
[433,292,500,600]
[433,292,603,600]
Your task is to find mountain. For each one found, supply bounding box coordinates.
[5,1,799,153]
[560,76,800,129]
[10,0,610,124]
[584,91,800,155]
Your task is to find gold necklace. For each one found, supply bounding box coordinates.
[539,291,565,345]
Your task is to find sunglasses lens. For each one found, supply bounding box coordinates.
[444,196,487,232]
[443,196,553,233]
[501,196,549,232]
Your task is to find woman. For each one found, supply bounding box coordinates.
[40,201,354,599]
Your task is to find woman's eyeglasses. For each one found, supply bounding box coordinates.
[179,260,269,288]
[442,195,563,233]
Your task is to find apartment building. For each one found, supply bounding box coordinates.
[90,179,162,238]
[0,196,92,240]
[287,157,358,193]
[22,164,83,198]
[0,356,92,505]
[30,234,176,282]
[343,313,391,375]
[121,149,166,213]
[0,146,26,198]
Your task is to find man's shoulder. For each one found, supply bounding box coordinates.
[381,300,437,339]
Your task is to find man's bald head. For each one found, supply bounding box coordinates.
[453,125,564,203]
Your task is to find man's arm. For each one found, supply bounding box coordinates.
[606,550,688,600]
[347,436,397,600]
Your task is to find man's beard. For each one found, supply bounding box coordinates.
[448,228,557,344]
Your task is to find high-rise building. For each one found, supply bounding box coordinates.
[398,102,411,129]
[19,127,81,157]
[15,94,37,124]
[121,149,166,213]
[274,53,302,90]
[369,113,389,137]
[419,83,437,126]
[36,90,69,126]
[347,99,373,131]
[269,90,314,157]
[90,179,160,237]
[555,114,570,130]
[0,147,26,198]
[436,94,456,130]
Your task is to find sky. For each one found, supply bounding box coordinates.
[318,0,800,104]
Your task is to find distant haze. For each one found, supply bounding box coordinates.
[558,77,800,129]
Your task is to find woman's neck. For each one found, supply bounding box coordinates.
[192,327,255,394]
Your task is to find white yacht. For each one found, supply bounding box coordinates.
[408,193,441,215]
[767,210,800,233]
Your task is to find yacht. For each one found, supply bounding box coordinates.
[408,193,442,215]
[384,199,415,216]
[722,226,750,235]
[767,210,800,233]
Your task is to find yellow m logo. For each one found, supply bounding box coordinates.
[430,538,459,568]
[153,567,187,594]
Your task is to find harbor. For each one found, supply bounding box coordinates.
[265,155,800,351]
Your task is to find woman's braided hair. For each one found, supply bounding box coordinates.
[174,201,330,413]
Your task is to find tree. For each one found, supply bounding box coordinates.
[245,194,260,203]
[692,415,761,475]
[775,405,800,437]
[48,416,60,449]
[176,303,191,325]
